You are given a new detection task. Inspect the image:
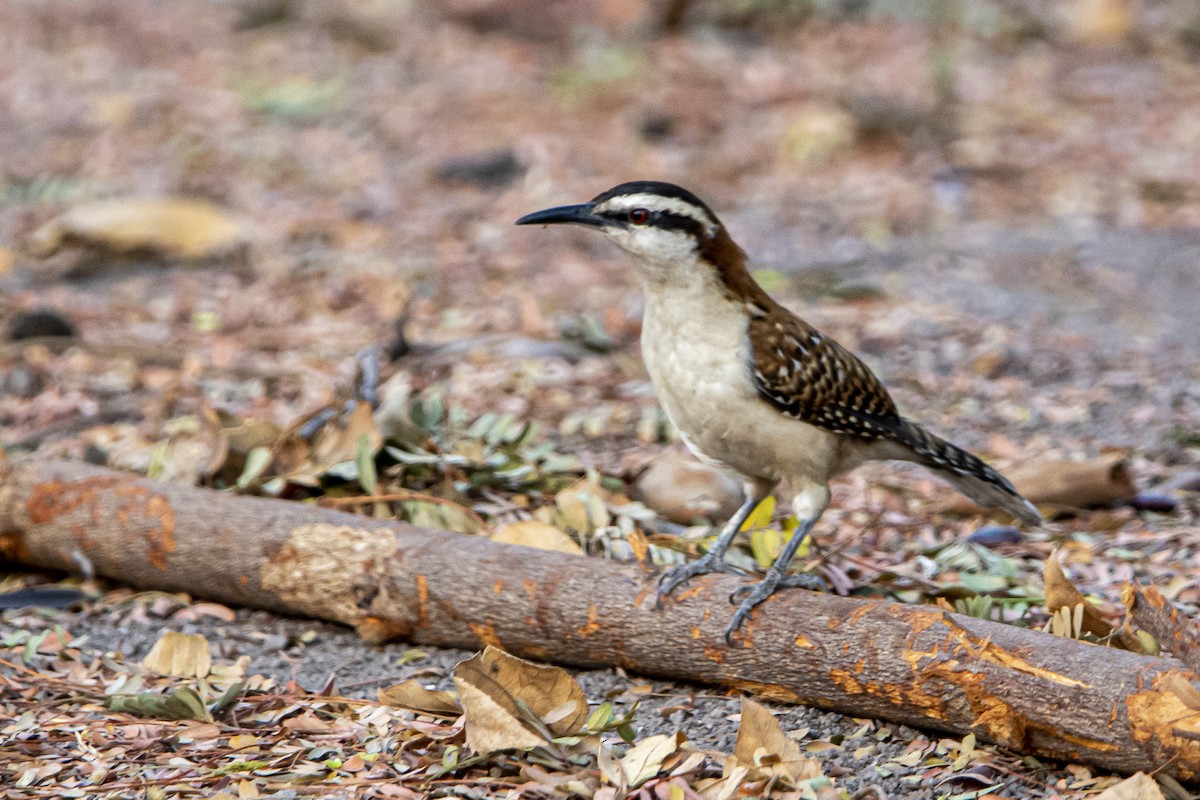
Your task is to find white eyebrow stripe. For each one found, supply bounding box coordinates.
[595,194,717,235]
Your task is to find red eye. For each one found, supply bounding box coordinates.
[629,208,650,224]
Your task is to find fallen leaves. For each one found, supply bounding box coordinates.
[27,197,252,261]
[142,631,212,678]
[378,680,461,716]
[491,519,584,554]
[107,685,214,722]
[1094,771,1165,800]
[1,629,836,798]
[728,698,821,787]
[944,453,1137,516]
[452,646,588,754]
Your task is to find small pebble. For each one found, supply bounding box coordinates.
[965,525,1021,547]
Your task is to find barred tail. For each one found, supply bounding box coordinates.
[887,418,1043,527]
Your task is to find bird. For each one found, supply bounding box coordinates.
[516,181,1042,641]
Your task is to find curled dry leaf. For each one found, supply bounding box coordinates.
[452,646,589,755]
[27,197,252,260]
[942,453,1135,515]
[490,520,583,555]
[730,698,822,786]
[1043,550,1115,640]
[378,680,462,716]
[141,632,212,678]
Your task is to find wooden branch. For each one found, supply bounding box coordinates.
[1124,583,1200,675]
[2,456,1200,780]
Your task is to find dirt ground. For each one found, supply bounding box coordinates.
[3,1,1200,798]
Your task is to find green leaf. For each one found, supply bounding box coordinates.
[485,414,516,446]
[957,572,1010,593]
[585,702,614,732]
[22,630,49,664]
[356,433,378,494]
[209,681,244,715]
[236,446,272,490]
[107,686,214,722]
[466,412,498,440]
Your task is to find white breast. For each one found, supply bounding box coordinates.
[639,274,841,488]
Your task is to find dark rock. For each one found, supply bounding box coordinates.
[0,587,89,610]
[639,113,675,142]
[83,444,109,465]
[8,308,76,340]
[1128,493,1178,513]
[434,149,523,188]
[965,525,1021,548]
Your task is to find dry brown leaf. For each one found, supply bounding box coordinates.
[452,646,589,755]
[554,480,611,533]
[311,402,382,470]
[141,632,212,678]
[1094,772,1164,800]
[282,711,332,733]
[224,419,283,459]
[1043,550,1115,640]
[378,680,461,716]
[619,732,680,788]
[490,520,583,555]
[732,698,822,785]
[598,743,625,791]
[28,197,251,260]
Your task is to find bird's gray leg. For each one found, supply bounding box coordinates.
[655,478,775,608]
[726,484,830,642]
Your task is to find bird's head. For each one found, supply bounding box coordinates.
[516,181,734,273]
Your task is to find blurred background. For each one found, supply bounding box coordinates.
[1,0,1198,482]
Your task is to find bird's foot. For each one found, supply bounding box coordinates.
[725,570,825,644]
[655,553,743,609]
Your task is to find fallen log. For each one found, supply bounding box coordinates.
[2,456,1199,780]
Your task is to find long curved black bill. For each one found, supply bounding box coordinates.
[515,203,604,227]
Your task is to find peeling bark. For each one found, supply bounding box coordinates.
[1124,583,1200,676]
[2,456,1199,780]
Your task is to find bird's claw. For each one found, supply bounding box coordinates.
[654,554,742,609]
[724,571,826,644]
